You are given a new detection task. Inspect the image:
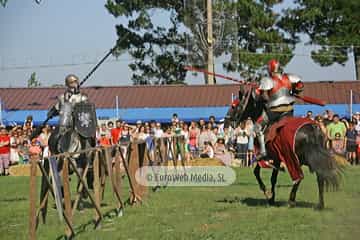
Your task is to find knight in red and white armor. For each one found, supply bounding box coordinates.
[255,59,304,160]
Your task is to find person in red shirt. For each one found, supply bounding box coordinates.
[111,120,123,145]
[99,133,111,147]
[0,127,11,176]
[29,138,42,156]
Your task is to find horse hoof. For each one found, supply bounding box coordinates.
[315,204,324,210]
[64,235,74,240]
[117,208,124,217]
[94,222,101,230]
[268,198,275,206]
[264,190,273,200]
[288,201,296,208]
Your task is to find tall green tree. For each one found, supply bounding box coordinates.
[27,72,41,87]
[221,0,294,79]
[182,0,231,84]
[106,0,187,85]
[105,0,294,85]
[279,0,360,79]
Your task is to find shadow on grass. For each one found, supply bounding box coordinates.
[54,197,137,239]
[80,201,109,209]
[231,182,259,187]
[216,197,316,209]
[240,197,315,208]
[0,197,27,202]
[55,208,124,240]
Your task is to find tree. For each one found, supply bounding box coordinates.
[105,0,187,85]
[279,0,360,80]
[105,0,294,85]
[221,0,294,79]
[183,0,229,84]
[27,72,41,88]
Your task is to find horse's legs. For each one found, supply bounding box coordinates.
[268,168,279,205]
[288,180,301,207]
[253,163,266,194]
[316,174,325,210]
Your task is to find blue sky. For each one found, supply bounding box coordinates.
[0,0,356,87]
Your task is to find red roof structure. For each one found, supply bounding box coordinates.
[0,81,359,110]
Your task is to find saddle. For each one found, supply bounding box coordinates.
[264,117,315,183]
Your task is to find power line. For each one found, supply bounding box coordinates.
[0,58,132,71]
[0,50,352,71]
[1,42,357,71]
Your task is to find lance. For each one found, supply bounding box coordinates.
[184,66,257,87]
[32,47,116,134]
[184,66,326,106]
[79,46,116,87]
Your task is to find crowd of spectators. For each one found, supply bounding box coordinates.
[0,110,359,176]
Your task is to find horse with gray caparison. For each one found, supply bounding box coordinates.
[47,101,97,210]
[225,86,344,210]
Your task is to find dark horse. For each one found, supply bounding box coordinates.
[225,86,343,209]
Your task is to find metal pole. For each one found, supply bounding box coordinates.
[116,96,119,119]
[350,89,353,119]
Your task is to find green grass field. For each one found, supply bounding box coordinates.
[1,166,360,240]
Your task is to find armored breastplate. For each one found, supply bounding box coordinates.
[62,92,88,106]
[267,74,295,108]
[58,92,88,130]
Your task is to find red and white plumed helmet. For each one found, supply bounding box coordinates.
[267,59,280,75]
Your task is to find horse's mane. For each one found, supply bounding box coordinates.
[238,87,265,122]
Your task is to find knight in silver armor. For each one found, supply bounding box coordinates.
[47,74,89,134]
[255,59,304,160]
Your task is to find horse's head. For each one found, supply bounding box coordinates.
[224,85,265,128]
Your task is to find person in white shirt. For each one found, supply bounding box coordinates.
[200,141,214,158]
[154,122,164,138]
[235,121,249,162]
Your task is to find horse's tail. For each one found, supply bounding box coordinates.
[297,124,345,191]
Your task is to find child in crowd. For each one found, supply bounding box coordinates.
[29,139,42,158]
[214,138,232,165]
[200,141,214,158]
[331,132,345,155]
[18,140,30,164]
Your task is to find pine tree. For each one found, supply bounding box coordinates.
[279,0,360,79]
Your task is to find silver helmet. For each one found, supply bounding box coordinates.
[65,74,79,88]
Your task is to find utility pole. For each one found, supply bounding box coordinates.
[207,0,215,85]
[0,97,2,126]
[354,46,360,80]
[350,89,353,118]
[115,96,119,119]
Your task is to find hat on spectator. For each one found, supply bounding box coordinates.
[136,120,142,124]
[31,138,40,144]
